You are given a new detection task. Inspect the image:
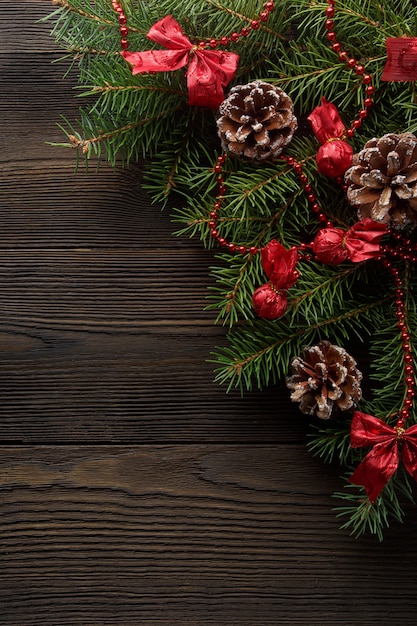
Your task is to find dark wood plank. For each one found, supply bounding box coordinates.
[0,249,217,324]
[0,1,60,53]
[0,54,82,151]
[0,322,304,442]
[0,160,203,249]
[0,445,416,625]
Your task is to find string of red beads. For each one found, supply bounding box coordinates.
[209,153,329,256]
[380,255,416,426]
[325,0,375,136]
[111,1,129,49]
[110,1,275,51]
[203,1,275,49]
[209,154,258,255]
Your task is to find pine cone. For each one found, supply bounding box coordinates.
[216,81,297,161]
[344,133,417,229]
[286,340,362,420]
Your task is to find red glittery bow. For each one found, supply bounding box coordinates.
[252,240,299,320]
[121,15,240,109]
[312,218,388,265]
[308,98,353,177]
[349,411,417,503]
[382,37,417,82]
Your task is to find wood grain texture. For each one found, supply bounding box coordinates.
[1,2,417,624]
[1,446,417,625]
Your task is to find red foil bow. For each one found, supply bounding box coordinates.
[312,218,387,265]
[308,98,353,177]
[121,15,240,109]
[252,240,299,320]
[382,37,417,82]
[350,411,417,503]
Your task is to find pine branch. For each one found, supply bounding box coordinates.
[334,468,415,540]
[213,295,389,391]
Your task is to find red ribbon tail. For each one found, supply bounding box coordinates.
[121,49,189,74]
[349,439,399,503]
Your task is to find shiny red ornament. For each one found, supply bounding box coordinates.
[252,284,288,320]
[312,227,347,264]
[349,411,417,503]
[381,37,417,82]
[121,15,240,108]
[308,98,353,177]
[252,240,299,320]
[312,218,387,265]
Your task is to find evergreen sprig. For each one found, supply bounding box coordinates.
[47,0,417,538]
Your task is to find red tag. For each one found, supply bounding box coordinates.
[381,37,417,82]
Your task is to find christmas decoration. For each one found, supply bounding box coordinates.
[308,98,353,177]
[350,411,417,503]
[217,81,297,161]
[46,0,417,539]
[121,15,240,109]
[382,37,417,82]
[286,340,363,420]
[252,239,299,319]
[344,133,417,229]
[311,218,388,264]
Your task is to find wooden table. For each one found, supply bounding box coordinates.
[1,2,417,624]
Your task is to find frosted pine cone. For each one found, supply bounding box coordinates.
[344,133,417,229]
[216,81,297,161]
[286,341,362,420]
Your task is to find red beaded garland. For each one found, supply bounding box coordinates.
[208,153,327,256]
[325,0,375,136]
[380,253,416,424]
[111,0,129,48]
[111,1,275,50]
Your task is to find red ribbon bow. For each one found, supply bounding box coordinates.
[382,37,417,82]
[121,15,240,109]
[252,240,299,320]
[349,411,417,503]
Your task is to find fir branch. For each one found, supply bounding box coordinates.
[61,46,113,57]
[159,108,205,196]
[214,295,390,391]
[59,106,183,159]
[51,0,114,25]
[206,0,288,40]
[307,423,352,466]
[290,265,359,312]
[334,468,415,540]
[90,84,185,96]
[51,0,141,32]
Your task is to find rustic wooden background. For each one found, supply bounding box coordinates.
[1,1,417,624]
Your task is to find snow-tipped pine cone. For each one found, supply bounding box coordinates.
[216,81,297,162]
[344,132,417,229]
[286,340,362,420]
